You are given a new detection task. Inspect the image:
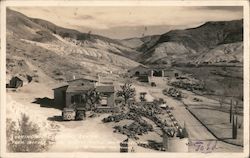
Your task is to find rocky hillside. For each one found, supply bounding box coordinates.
[120,35,160,51]
[6,8,243,81]
[195,42,243,64]
[127,20,243,65]
[7,9,141,81]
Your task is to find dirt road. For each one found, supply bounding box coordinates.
[148,86,243,152]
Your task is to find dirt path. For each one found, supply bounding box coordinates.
[147,86,243,152]
[149,88,215,139]
[48,114,127,152]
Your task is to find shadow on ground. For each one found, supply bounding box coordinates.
[147,140,163,151]
[47,115,64,122]
[32,97,63,110]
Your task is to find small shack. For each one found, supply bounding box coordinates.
[8,75,28,88]
[128,65,180,78]
[127,65,150,77]
[163,69,181,78]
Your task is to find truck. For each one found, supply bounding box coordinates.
[75,107,86,120]
[62,108,76,121]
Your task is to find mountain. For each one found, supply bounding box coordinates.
[133,19,243,65]
[120,35,160,50]
[195,42,243,64]
[7,9,141,81]
[6,8,243,81]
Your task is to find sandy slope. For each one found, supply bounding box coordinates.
[48,114,126,152]
[195,42,243,64]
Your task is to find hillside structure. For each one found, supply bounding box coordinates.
[128,65,150,77]
[8,75,29,88]
[128,65,180,78]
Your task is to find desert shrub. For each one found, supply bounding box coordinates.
[158,98,165,104]
[56,77,65,81]
[53,70,63,76]
[6,113,52,152]
[176,127,189,139]
[151,82,156,87]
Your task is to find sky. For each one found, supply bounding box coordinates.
[10,6,243,39]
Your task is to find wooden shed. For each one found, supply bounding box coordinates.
[9,75,28,88]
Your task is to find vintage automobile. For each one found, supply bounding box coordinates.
[75,107,86,120]
[62,108,76,121]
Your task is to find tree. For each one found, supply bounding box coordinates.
[234,100,239,115]
[229,99,233,123]
[83,88,101,110]
[117,82,135,105]
[86,88,101,110]
[6,113,52,152]
[72,88,101,111]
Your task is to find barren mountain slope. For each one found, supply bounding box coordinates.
[141,42,197,64]
[7,9,141,81]
[195,42,243,64]
[120,35,160,51]
[135,20,243,65]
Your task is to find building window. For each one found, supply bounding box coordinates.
[100,96,108,106]
[175,73,179,77]
[71,94,83,104]
[71,96,74,104]
[153,70,162,77]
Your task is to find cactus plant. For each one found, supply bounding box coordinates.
[232,114,238,139]
[234,100,239,115]
[232,114,235,139]
[235,115,238,139]
[230,99,233,123]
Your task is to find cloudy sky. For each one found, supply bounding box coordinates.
[10,6,243,39]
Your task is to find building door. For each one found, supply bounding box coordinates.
[135,71,140,76]
[62,91,66,106]
[100,96,108,106]
[153,70,162,77]
[70,94,89,109]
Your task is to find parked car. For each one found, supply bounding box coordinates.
[75,107,86,120]
[62,108,75,121]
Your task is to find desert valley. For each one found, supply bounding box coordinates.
[5,8,244,153]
